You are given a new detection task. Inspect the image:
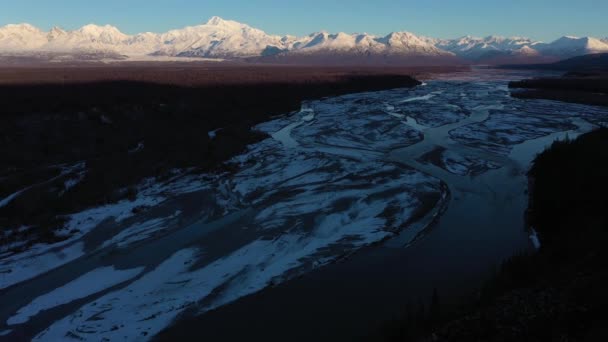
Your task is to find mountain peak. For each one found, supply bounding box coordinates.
[76,24,126,38]
[0,23,47,51]
[206,16,243,26]
[47,26,67,40]
[516,45,540,56]
[537,35,608,58]
[70,24,129,45]
[0,19,604,62]
[382,31,428,46]
[79,24,121,32]
[1,23,42,32]
[201,16,253,31]
[206,16,229,26]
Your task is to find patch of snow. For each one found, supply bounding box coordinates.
[1,163,86,208]
[530,228,541,249]
[1,191,164,290]
[34,248,202,341]
[63,173,85,192]
[128,142,145,154]
[58,193,165,237]
[386,111,405,119]
[403,116,427,131]
[0,187,28,208]
[301,109,315,122]
[208,129,222,139]
[0,242,84,290]
[7,266,144,325]
[399,94,435,103]
[271,121,302,148]
[101,211,181,249]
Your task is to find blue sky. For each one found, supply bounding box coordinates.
[1,0,606,41]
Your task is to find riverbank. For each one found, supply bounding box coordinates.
[0,68,425,251]
[415,128,608,341]
[507,53,608,107]
[509,74,608,107]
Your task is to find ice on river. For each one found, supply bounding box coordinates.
[419,147,502,177]
[449,96,608,156]
[260,96,423,156]
[8,71,608,342]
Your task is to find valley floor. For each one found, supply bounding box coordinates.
[1,65,434,341]
[2,67,608,341]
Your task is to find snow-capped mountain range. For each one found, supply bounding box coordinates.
[1,16,607,64]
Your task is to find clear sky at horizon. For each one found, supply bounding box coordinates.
[1,0,606,41]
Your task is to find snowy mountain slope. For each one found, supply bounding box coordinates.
[0,24,47,51]
[0,18,606,63]
[0,17,291,58]
[433,34,608,62]
[0,19,457,62]
[153,16,286,57]
[436,36,542,60]
[281,31,452,56]
[285,32,380,53]
[43,24,129,53]
[256,31,460,65]
[536,36,608,58]
[380,32,453,55]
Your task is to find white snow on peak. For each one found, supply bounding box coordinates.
[380,31,452,55]
[0,18,606,61]
[41,24,129,53]
[0,23,47,50]
[515,45,541,56]
[285,30,452,57]
[436,35,542,59]
[205,16,241,28]
[75,24,128,43]
[46,26,67,40]
[537,36,608,58]
[153,17,285,58]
